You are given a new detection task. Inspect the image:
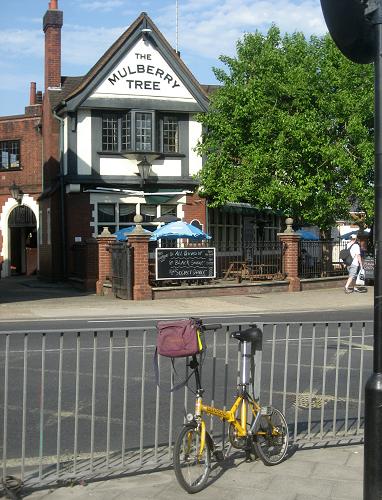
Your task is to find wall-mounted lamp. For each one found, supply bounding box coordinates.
[137,156,152,186]
[122,152,161,186]
[9,181,23,204]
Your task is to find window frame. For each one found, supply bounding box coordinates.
[161,115,179,153]
[95,202,181,235]
[101,111,180,154]
[0,139,21,170]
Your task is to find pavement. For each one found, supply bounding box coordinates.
[0,275,373,321]
[0,276,371,499]
[22,444,364,500]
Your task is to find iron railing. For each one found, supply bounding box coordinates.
[211,240,285,281]
[149,240,285,284]
[259,321,370,443]
[299,239,348,279]
[0,321,369,488]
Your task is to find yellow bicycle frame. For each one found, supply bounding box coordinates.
[194,393,261,457]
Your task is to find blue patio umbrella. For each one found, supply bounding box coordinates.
[296,230,320,240]
[114,226,137,241]
[114,225,152,241]
[114,225,151,241]
[150,221,211,240]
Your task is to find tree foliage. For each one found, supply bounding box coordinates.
[196,26,374,231]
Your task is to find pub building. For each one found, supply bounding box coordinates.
[0,1,282,284]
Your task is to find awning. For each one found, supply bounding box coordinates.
[144,188,186,204]
[84,187,190,202]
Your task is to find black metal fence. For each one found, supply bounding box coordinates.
[148,238,348,285]
[299,239,348,279]
[211,240,285,281]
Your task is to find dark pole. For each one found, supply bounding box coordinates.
[364,4,382,498]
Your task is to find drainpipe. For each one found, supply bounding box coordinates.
[53,110,67,278]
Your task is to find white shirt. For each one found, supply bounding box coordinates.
[347,241,360,266]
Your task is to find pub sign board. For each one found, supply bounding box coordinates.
[155,248,216,280]
[94,39,195,101]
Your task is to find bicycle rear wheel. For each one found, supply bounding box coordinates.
[253,406,288,465]
[173,423,211,493]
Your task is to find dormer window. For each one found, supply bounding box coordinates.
[101,111,179,153]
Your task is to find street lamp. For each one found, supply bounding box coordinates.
[9,182,23,204]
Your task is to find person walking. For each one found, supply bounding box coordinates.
[344,233,364,293]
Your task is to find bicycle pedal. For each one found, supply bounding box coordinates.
[213,450,225,462]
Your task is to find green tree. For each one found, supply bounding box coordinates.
[196,26,374,233]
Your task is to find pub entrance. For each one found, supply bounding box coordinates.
[8,205,37,275]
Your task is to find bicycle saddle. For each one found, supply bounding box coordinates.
[231,325,263,344]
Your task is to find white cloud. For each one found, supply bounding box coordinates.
[61,25,125,67]
[157,0,327,60]
[0,24,125,71]
[80,0,125,12]
[0,0,328,89]
[0,73,42,93]
[0,29,42,59]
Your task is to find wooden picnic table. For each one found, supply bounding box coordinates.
[223,261,285,281]
[223,261,250,281]
[249,263,282,280]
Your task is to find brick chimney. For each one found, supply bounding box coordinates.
[30,82,36,105]
[43,0,63,91]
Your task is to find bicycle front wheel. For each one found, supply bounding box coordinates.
[173,424,211,493]
[253,406,289,465]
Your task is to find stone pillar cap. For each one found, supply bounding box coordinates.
[131,214,153,236]
[99,227,112,237]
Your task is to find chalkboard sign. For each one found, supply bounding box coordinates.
[363,255,374,280]
[155,248,216,280]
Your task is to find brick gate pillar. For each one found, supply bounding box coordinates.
[278,217,301,292]
[96,227,115,295]
[128,215,152,301]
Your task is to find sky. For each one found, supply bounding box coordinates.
[0,0,327,116]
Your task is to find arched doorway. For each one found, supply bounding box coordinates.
[8,205,37,275]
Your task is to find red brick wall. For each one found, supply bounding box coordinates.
[84,239,99,290]
[42,94,60,187]
[0,112,42,197]
[38,191,64,281]
[66,192,92,275]
[182,193,207,228]
[0,110,43,276]
[37,90,62,280]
